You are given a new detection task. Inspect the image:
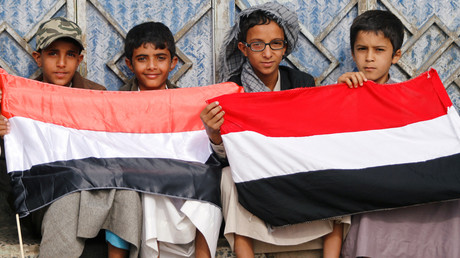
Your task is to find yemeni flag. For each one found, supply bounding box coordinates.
[210,69,460,227]
[0,69,243,217]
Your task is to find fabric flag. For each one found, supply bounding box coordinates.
[209,68,460,227]
[0,68,243,218]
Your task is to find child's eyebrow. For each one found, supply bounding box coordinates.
[133,53,169,58]
[355,44,388,48]
[45,48,78,53]
[372,45,389,49]
[247,37,284,42]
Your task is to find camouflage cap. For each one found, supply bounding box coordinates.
[36,17,84,51]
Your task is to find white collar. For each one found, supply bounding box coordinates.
[137,84,169,91]
[273,70,281,92]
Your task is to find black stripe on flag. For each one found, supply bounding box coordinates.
[11,155,223,216]
[235,153,460,227]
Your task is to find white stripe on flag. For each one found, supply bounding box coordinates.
[224,108,460,183]
[6,116,211,172]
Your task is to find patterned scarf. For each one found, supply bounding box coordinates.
[240,61,270,92]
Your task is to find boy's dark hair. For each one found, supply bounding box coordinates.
[350,10,404,55]
[124,22,176,61]
[238,10,284,43]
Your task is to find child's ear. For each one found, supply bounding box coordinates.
[392,49,402,64]
[237,42,248,57]
[77,54,84,66]
[125,57,134,73]
[169,56,178,71]
[32,51,42,67]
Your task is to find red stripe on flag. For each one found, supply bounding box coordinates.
[210,69,450,137]
[0,69,243,133]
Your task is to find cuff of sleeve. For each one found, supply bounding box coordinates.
[210,141,226,159]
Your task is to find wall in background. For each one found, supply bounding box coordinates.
[0,0,458,106]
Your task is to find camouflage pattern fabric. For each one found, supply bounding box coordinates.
[35,17,84,51]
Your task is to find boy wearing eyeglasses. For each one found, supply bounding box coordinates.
[201,2,316,149]
[200,2,349,258]
[219,5,314,92]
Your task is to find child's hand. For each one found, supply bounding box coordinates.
[0,90,8,137]
[200,101,224,145]
[0,115,10,137]
[338,72,367,88]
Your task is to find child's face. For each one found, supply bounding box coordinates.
[352,31,401,84]
[125,43,178,91]
[32,39,83,86]
[237,21,286,80]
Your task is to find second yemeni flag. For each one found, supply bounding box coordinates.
[0,68,243,217]
[210,69,460,227]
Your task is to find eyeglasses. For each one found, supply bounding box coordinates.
[243,39,287,52]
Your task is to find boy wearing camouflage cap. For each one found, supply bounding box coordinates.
[31,17,105,89]
[0,17,103,135]
[0,17,143,257]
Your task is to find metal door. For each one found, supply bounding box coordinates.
[0,0,458,107]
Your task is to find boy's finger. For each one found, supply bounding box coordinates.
[349,76,360,88]
[208,101,219,109]
[209,111,225,126]
[200,103,220,121]
[214,118,225,128]
[201,101,219,114]
[202,107,223,123]
[357,72,367,86]
[346,79,354,88]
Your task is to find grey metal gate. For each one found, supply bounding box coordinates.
[0,0,459,106]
